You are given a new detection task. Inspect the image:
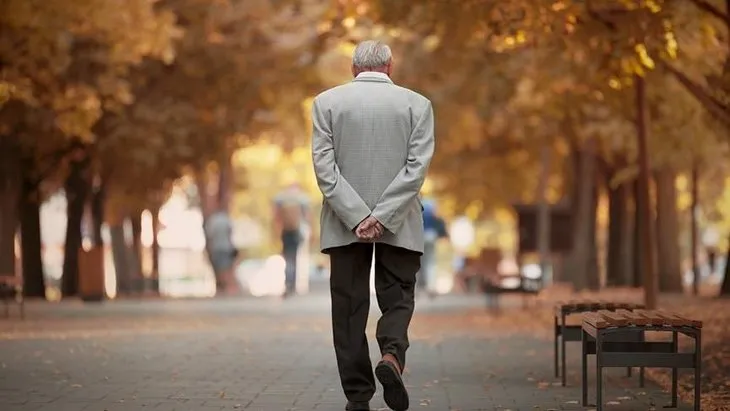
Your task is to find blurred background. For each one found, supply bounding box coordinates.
[0,0,728,304]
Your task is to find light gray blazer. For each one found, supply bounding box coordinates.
[311,72,435,254]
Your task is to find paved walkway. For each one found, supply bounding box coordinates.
[0,293,690,410]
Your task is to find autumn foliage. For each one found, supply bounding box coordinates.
[332,0,730,302]
[0,0,729,301]
[0,0,338,296]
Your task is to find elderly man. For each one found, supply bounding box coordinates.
[311,40,435,411]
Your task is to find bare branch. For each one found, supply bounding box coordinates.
[660,59,730,128]
[688,0,730,27]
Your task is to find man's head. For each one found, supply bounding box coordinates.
[351,40,393,77]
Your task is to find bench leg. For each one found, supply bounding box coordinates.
[596,332,604,411]
[627,330,646,387]
[624,329,645,386]
[3,295,8,319]
[640,330,646,388]
[668,330,678,408]
[561,313,567,386]
[554,315,560,378]
[581,328,588,406]
[694,331,702,411]
[640,366,645,388]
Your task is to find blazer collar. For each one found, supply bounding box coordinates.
[353,71,394,84]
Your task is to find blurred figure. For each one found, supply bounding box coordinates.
[419,199,448,297]
[273,183,309,298]
[311,40,435,411]
[204,208,238,294]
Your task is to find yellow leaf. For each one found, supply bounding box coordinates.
[634,44,655,69]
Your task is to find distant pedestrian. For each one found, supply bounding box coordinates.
[312,40,435,411]
[420,199,448,296]
[204,208,238,294]
[273,183,309,298]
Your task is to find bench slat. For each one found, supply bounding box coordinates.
[557,300,644,314]
[614,309,650,326]
[583,309,702,331]
[630,309,666,326]
[655,310,703,329]
[583,312,609,328]
[596,310,629,326]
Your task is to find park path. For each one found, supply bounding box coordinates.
[0,292,689,410]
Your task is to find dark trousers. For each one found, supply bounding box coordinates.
[328,242,420,402]
[282,230,301,293]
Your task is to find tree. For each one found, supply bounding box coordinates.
[0,0,179,296]
[90,0,335,294]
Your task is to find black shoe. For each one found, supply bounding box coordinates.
[375,360,409,411]
[345,401,370,411]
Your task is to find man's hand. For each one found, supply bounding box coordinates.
[355,216,384,241]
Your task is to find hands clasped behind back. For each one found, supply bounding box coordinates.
[355,215,384,242]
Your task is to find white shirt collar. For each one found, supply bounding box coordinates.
[356,71,391,80]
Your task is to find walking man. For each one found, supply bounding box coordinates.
[311,40,435,411]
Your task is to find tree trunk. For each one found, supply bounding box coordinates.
[632,179,644,287]
[691,165,700,295]
[217,153,233,212]
[621,182,636,287]
[61,153,90,298]
[150,208,160,295]
[0,138,22,279]
[587,171,600,291]
[719,233,730,297]
[90,181,105,247]
[557,143,581,285]
[195,170,215,219]
[129,211,143,292]
[655,168,683,292]
[110,222,130,295]
[636,75,658,309]
[536,144,552,283]
[567,141,599,291]
[19,176,46,298]
[606,178,632,287]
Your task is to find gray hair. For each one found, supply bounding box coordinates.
[352,40,392,69]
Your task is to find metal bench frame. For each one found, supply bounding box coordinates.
[482,274,542,312]
[554,303,645,386]
[581,320,702,411]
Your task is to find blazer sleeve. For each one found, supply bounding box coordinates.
[311,97,372,231]
[371,100,435,233]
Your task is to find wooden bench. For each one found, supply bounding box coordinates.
[554,300,645,386]
[0,274,24,319]
[482,272,542,312]
[581,309,702,411]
